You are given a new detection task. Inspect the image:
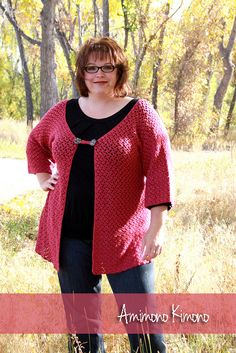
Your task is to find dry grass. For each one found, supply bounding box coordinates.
[0,119,29,159]
[0,149,235,352]
[157,150,236,294]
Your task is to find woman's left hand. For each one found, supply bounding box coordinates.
[141,230,165,261]
[140,205,167,261]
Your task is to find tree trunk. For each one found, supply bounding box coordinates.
[121,0,129,50]
[131,32,137,58]
[40,0,58,117]
[224,83,236,135]
[172,67,183,140]
[132,35,155,94]
[76,4,83,46]
[151,2,170,109]
[102,0,109,37]
[0,1,34,127]
[55,26,78,98]
[201,53,213,110]
[151,63,159,110]
[132,0,172,95]
[15,29,34,127]
[132,47,145,93]
[92,0,100,37]
[172,44,200,141]
[210,16,236,133]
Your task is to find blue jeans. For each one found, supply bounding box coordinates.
[58,237,167,353]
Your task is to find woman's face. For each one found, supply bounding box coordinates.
[84,54,118,97]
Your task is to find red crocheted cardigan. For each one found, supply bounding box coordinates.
[26,99,174,274]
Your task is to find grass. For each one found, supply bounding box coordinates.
[160,150,236,294]
[0,146,236,351]
[0,192,44,252]
[0,119,33,159]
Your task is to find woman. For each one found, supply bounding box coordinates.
[26,37,173,353]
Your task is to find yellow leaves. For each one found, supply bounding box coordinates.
[13,0,42,36]
[110,0,121,14]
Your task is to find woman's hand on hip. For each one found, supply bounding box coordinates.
[36,172,59,191]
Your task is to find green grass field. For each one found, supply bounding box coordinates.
[0,120,235,352]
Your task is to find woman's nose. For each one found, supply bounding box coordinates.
[95,70,105,77]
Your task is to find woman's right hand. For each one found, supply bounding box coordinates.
[36,172,59,191]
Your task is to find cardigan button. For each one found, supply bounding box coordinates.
[74,137,82,144]
[90,139,97,146]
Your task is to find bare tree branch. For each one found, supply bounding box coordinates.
[0,1,41,46]
[132,0,184,92]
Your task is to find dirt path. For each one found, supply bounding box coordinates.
[0,158,39,204]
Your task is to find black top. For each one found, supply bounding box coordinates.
[61,98,171,241]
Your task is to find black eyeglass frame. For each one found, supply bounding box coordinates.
[83,64,118,73]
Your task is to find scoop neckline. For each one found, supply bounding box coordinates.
[63,98,142,145]
[76,98,137,121]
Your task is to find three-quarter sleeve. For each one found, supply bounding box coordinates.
[26,105,57,175]
[136,100,174,209]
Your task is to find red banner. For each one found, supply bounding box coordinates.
[0,294,235,334]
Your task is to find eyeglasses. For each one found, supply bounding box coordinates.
[83,64,117,73]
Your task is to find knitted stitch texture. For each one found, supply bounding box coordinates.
[26,99,173,274]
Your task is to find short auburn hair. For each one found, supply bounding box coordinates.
[75,37,130,97]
